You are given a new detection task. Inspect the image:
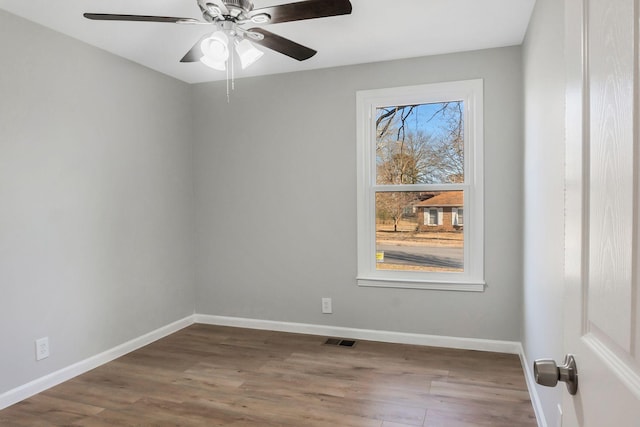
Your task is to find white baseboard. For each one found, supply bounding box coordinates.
[518,343,547,427]
[194,314,522,354]
[0,315,195,411]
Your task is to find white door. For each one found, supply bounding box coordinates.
[563,0,640,425]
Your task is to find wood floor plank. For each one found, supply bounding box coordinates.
[429,380,532,403]
[0,324,537,426]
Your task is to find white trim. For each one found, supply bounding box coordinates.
[437,207,444,225]
[517,343,548,427]
[194,314,520,354]
[452,207,464,226]
[0,315,195,411]
[357,276,485,291]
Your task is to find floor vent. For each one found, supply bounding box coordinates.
[324,338,356,347]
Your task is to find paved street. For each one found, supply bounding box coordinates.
[377,244,463,269]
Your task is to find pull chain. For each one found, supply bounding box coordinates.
[225,40,236,103]
[226,57,230,103]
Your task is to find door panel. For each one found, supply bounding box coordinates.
[587,0,635,353]
[564,0,640,425]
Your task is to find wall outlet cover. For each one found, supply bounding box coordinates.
[322,298,332,314]
[35,337,50,361]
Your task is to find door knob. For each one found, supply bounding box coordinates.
[533,354,578,395]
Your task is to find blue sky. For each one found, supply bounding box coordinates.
[377,101,463,140]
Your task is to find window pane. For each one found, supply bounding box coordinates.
[376,101,464,185]
[375,191,464,272]
[428,209,437,225]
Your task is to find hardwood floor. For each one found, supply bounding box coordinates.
[0,324,537,426]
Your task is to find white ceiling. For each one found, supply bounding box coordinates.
[0,0,536,84]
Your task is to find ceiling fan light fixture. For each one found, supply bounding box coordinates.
[200,56,227,70]
[200,31,230,63]
[235,38,264,69]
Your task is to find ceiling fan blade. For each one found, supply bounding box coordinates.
[83,13,200,24]
[180,34,210,63]
[248,28,316,61]
[248,0,352,25]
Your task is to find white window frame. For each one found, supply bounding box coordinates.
[356,79,485,291]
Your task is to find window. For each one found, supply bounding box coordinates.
[356,80,484,291]
[426,208,442,226]
[452,208,463,226]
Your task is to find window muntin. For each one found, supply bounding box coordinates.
[356,80,484,291]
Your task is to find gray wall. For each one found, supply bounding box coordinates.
[1,7,529,399]
[522,0,566,425]
[193,46,524,341]
[0,10,195,394]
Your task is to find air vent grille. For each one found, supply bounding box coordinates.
[324,338,357,347]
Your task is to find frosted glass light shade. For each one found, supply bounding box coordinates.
[235,39,264,69]
[200,31,229,70]
[200,56,227,71]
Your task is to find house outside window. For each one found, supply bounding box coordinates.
[417,191,463,230]
[356,80,484,291]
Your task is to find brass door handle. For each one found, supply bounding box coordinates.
[533,354,578,395]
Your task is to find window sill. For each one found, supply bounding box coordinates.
[357,277,486,292]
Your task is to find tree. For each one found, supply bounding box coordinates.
[376,101,463,184]
[425,101,464,183]
[377,131,433,184]
[376,192,420,232]
[375,101,464,231]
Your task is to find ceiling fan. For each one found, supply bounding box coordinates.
[84,0,353,71]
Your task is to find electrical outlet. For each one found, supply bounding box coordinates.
[322,297,332,314]
[35,337,49,361]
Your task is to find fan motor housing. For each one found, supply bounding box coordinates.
[199,0,254,21]
[225,0,253,12]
